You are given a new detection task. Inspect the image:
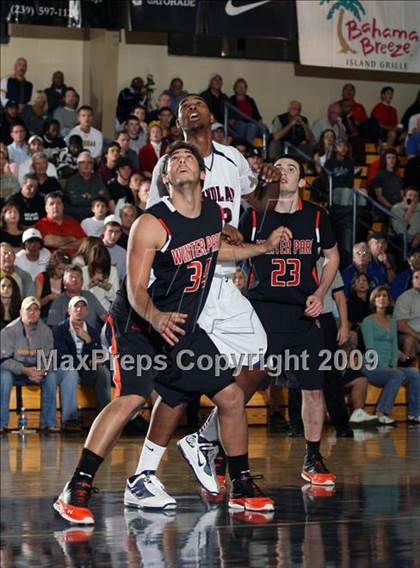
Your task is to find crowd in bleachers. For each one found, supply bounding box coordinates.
[0,57,419,433]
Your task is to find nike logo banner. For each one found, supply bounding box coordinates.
[225,0,271,17]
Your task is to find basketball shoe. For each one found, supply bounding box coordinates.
[301,453,336,486]
[53,480,97,524]
[177,433,219,494]
[124,472,176,510]
[228,473,274,512]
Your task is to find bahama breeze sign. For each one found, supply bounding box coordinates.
[296,0,420,73]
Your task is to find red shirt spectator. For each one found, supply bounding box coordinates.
[35,192,86,256]
[371,86,398,129]
[138,123,166,177]
[335,84,368,124]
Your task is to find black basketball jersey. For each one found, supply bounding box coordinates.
[239,199,336,306]
[111,196,222,334]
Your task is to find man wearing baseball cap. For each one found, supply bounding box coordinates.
[0,296,78,433]
[15,228,51,280]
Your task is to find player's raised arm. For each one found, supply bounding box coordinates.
[218,225,293,262]
[127,213,187,345]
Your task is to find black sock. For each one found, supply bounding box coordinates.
[72,448,104,484]
[305,440,320,457]
[228,453,250,481]
[215,446,227,476]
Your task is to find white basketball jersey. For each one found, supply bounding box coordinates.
[148,142,258,274]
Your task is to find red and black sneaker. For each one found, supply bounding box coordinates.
[301,454,336,486]
[228,474,274,512]
[53,480,97,524]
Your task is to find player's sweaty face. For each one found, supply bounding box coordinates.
[178,97,210,130]
[167,149,200,186]
[275,159,300,192]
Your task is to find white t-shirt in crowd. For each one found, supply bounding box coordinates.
[81,216,105,237]
[15,248,51,281]
[67,125,104,159]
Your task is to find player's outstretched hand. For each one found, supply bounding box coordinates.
[222,224,244,246]
[259,163,282,184]
[336,324,350,346]
[153,311,188,346]
[304,294,323,318]
[265,226,293,251]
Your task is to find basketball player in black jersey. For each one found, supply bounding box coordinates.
[53,142,290,524]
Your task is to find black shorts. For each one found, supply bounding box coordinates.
[251,301,324,391]
[106,317,233,406]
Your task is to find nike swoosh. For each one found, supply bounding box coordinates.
[145,445,154,451]
[225,0,271,17]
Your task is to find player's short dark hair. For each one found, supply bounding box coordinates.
[162,141,205,177]
[177,94,207,116]
[274,154,306,179]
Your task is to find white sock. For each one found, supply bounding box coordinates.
[135,438,167,475]
[198,408,219,442]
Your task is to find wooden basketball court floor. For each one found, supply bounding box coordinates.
[1,425,419,567]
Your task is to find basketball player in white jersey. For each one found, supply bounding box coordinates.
[124,95,283,509]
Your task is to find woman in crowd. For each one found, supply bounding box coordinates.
[133,176,150,215]
[347,272,371,349]
[324,138,355,201]
[229,78,266,145]
[0,275,22,330]
[73,236,103,267]
[371,148,404,211]
[21,90,49,136]
[0,203,24,250]
[98,142,121,185]
[313,128,336,171]
[81,244,119,311]
[34,250,71,319]
[0,143,19,204]
[361,286,420,424]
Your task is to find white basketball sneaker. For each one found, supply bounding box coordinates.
[177,433,219,494]
[124,472,176,510]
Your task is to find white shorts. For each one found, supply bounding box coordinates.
[198,275,267,367]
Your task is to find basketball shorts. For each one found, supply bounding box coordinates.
[106,316,233,407]
[198,274,267,367]
[251,301,325,391]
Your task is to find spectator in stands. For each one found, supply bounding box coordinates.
[41,119,66,163]
[0,203,24,250]
[157,107,173,138]
[200,74,229,125]
[44,71,67,113]
[21,91,48,137]
[81,244,119,311]
[368,232,395,285]
[347,272,371,348]
[324,138,354,199]
[18,135,57,185]
[0,100,20,145]
[342,242,387,298]
[56,134,83,180]
[228,78,266,145]
[81,197,109,237]
[117,203,137,250]
[361,285,420,424]
[371,86,399,140]
[64,152,109,221]
[232,267,248,294]
[7,123,29,166]
[371,148,403,211]
[312,103,346,143]
[336,83,368,125]
[138,123,166,178]
[405,114,420,158]
[15,228,50,281]
[246,147,263,175]
[164,77,188,113]
[391,248,420,301]
[0,242,34,297]
[7,174,45,226]
[391,187,420,251]
[73,236,103,267]
[230,137,249,156]
[146,92,173,123]
[313,129,336,170]
[102,215,126,281]
[30,152,61,195]
[126,115,147,155]
[339,98,366,164]
[107,157,133,212]
[0,145,19,203]
[211,122,225,145]
[47,264,107,328]
[131,105,148,133]
[0,296,72,433]
[67,106,103,161]
[401,90,420,132]
[134,177,150,214]
[35,250,71,320]
[0,275,21,330]
[270,100,314,159]
[54,296,111,417]
[97,142,121,185]
[36,191,86,256]
[367,144,402,189]
[115,130,139,170]
[162,116,183,146]
[116,77,147,126]
[53,87,78,137]
[394,269,420,365]
[0,57,34,109]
